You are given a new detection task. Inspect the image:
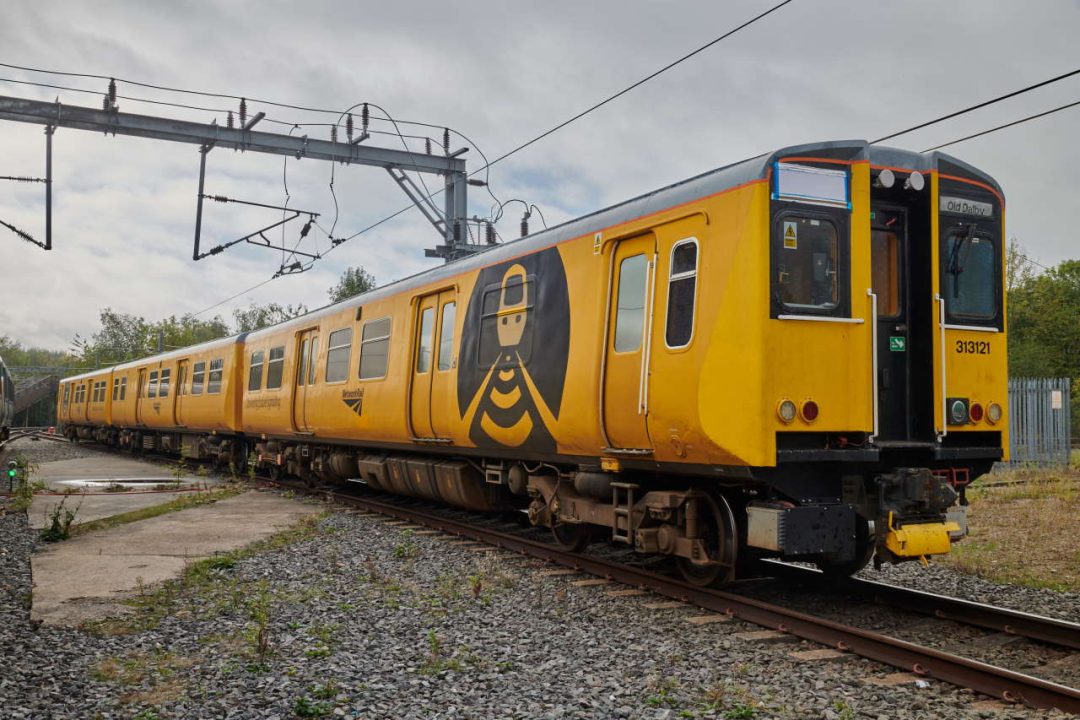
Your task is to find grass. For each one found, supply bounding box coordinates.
[70,486,244,537]
[83,511,328,636]
[944,465,1080,591]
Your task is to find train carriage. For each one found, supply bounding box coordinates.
[59,139,1008,585]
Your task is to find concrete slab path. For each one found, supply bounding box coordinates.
[29,454,222,527]
[31,490,320,626]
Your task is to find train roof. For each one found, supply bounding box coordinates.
[105,140,1005,362]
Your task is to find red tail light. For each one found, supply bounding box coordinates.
[800,400,819,423]
[969,403,984,423]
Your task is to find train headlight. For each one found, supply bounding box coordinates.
[904,171,925,192]
[874,169,895,189]
[777,399,797,424]
[800,400,819,423]
[969,402,984,423]
[987,402,1003,425]
[948,398,969,425]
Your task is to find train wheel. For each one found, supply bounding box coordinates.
[676,492,738,587]
[551,521,593,552]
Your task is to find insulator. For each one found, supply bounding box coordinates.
[361,103,369,130]
[520,214,529,238]
[485,222,496,245]
[108,78,116,104]
[102,93,110,112]
[346,113,354,141]
[443,128,450,155]
[331,124,338,143]
[239,98,247,127]
[453,220,462,243]
[425,138,432,155]
[227,111,234,129]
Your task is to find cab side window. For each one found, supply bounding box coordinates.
[665,239,698,348]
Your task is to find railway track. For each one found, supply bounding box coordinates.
[274,481,1080,714]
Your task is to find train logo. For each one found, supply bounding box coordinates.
[457,247,570,452]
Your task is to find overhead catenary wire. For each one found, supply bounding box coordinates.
[921,98,1080,152]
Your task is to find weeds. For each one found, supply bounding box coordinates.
[39,496,80,542]
[293,695,332,718]
[243,580,272,658]
[103,482,132,493]
[393,529,419,559]
[419,629,463,674]
[71,486,243,538]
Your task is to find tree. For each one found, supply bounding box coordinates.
[71,309,231,365]
[232,302,309,332]
[328,266,376,303]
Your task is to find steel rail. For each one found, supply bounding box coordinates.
[326,490,1080,713]
[760,561,1080,651]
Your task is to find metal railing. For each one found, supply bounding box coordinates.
[1008,377,1073,466]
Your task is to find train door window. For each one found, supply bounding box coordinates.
[307,338,319,385]
[775,216,839,311]
[297,340,310,387]
[266,346,285,389]
[120,377,127,400]
[191,362,205,395]
[112,378,119,401]
[63,384,70,406]
[248,350,265,391]
[159,369,171,398]
[614,254,648,352]
[325,329,352,383]
[437,302,456,371]
[359,317,392,380]
[177,366,186,396]
[665,239,698,348]
[207,359,224,394]
[871,230,901,317]
[416,307,435,373]
[943,226,997,321]
[148,371,158,398]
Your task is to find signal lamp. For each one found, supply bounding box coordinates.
[800,400,820,423]
[987,402,1003,425]
[777,399,797,424]
[949,398,969,425]
[874,169,895,189]
[969,402,984,423]
[904,171,925,192]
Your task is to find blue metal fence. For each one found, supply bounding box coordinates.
[1007,377,1072,466]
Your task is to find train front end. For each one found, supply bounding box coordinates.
[745,141,1007,573]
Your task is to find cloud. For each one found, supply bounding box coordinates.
[0,0,1078,351]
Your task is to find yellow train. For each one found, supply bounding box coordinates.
[59,140,1007,585]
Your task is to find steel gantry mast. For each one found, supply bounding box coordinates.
[0,93,481,262]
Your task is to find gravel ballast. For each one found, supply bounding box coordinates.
[0,441,1075,719]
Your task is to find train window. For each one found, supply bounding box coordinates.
[325,329,352,384]
[298,339,310,387]
[248,350,265,391]
[191,362,205,395]
[159,369,171,398]
[614,254,648,353]
[207,359,224,394]
[177,366,186,396]
[63,384,70,405]
[665,239,698,348]
[437,302,456,371]
[359,317,392,380]
[112,378,120,401]
[872,230,901,318]
[120,377,127,401]
[148,371,158,398]
[776,216,839,311]
[943,227,997,320]
[308,338,319,385]
[266,346,285,389]
[417,307,435,373]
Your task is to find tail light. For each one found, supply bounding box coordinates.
[800,400,819,423]
[987,402,1003,425]
[969,402,984,423]
[777,399,797,424]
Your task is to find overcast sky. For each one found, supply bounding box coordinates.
[0,0,1077,351]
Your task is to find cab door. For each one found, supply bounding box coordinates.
[292,329,319,433]
[409,294,439,439]
[602,234,657,451]
[174,360,189,426]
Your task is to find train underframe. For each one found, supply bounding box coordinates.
[62,423,993,587]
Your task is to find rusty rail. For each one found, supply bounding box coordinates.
[320,490,1080,713]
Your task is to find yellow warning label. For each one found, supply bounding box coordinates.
[783,221,797,249]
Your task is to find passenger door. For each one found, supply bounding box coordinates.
[292,329,319,433]
[871,204,911,440]
[602,234,657,451]
[135,370,147,425]
[174,360,189,426]
[409,294,439,439]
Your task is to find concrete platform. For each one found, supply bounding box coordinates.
[31,491,320,626]
[29,454,221,528]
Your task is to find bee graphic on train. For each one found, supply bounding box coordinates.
[457,248,570,453]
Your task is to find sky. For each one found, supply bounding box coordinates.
[0,0,1077,351]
